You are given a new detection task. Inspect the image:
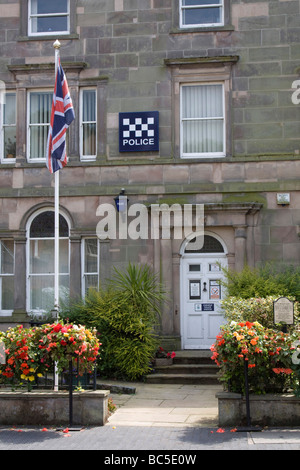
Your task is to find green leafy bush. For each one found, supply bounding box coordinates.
[62,263,165,381]
[221,296,300,331]
[223,266,289,299]
[221,263,300,302]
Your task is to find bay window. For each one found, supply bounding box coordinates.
[27,91,52,162]
[0,240,14,315]
[82,238,99,296]
[80,88,97,160]
[1,92,16,163]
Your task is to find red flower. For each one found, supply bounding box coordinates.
[53,324,62,333]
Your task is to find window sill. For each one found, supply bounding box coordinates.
[18,33,79,42]
[180,155,226,161]
[170,25,235,34]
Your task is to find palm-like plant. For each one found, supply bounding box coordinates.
[108,262,166,326]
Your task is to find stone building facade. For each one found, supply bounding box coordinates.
[0,0,299,349]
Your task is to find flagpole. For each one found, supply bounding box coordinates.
[53,39,60,391]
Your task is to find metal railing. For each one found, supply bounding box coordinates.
[0,358,98,392]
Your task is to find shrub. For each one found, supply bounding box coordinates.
[62,263,165,381]
[211,320,297,394]
[221,296,300,331]
[221,263,300,302]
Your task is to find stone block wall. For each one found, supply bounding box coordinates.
[0,0,298,331]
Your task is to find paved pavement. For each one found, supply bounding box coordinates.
[1,382,300,451]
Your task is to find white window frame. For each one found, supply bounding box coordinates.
[180,0,224,28]
[27,89,52,163]
[0,91,16,164]
[80,88,97,161]
[81,238,100,297]
[28,0,70,37]
[26,209,70,314]
[0,240,14,316]
[180,82,226,159]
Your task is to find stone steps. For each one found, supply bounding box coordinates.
[146,350,220,385]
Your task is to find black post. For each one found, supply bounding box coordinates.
[69,358,73,427]
[93,364,97,390]
[244,357,251,427]
[236,357,261,432]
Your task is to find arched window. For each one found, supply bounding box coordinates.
[27,210,69,312]
[185,234,225,253]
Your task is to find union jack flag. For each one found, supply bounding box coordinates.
[46,58,75,173]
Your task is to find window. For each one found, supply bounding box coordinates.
[1,92,16,163]
[180,83,225,158]
[27,211,69,312]
[0,240,14,315]
[27,91,52,162]
[185,235,225,253]
[80,89,97,160]
[28,0,70,36]
[180,0,224,28]
[82,238,99,296]
[166,55,238,159]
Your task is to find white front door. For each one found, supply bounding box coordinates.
[181,254,227,349]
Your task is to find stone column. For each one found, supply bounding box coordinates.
[160,238,173,335]
[234,226,247,272]
[16,87,27,164]
[172,251,181,336]
[99,240,110,289]
[68,85,79,161]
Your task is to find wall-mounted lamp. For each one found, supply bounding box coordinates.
[114,188,129,212]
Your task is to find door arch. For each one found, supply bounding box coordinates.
[180,232,228,349]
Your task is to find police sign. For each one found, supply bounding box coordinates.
[119,111,159,152]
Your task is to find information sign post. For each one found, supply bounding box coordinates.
[274,297,294,332]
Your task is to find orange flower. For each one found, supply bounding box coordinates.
[250,338,257,346]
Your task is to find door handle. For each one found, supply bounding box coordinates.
[203,282,207,292]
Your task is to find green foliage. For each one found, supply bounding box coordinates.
[221,296,300,331]
[221,263,300,302]
[61,263,165,381]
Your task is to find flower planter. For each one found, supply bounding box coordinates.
[217,391,300,427]
[0,390,110,426]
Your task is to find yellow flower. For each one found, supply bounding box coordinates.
[21,374,27,380]
[29,368,35,372]
[28,376,35,382]
[37,373,43,378]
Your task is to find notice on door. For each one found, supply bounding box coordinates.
[189,280,201,300]
[210,281,221,300]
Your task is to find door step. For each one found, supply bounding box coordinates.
[146,373,218,385]
[146,350,220,385]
